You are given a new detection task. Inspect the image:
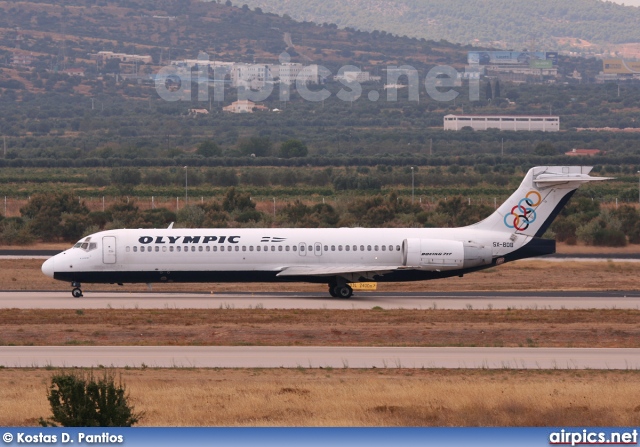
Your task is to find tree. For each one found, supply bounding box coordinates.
[278,139,308,158]
[485,82,493,100]
[40,370,142,427]
[238,136,272,157]
[494,80,501,98]
[21,193,89,242]
[196,140,222,157]
[534,142,557,156]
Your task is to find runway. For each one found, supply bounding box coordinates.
[1,346,638,369]
[1,290,640,310]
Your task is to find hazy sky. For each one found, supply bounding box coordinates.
[609,0,640,6]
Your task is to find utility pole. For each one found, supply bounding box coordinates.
[501,138,504,156]
[184,166,188,205]
[411,167,415,205]
[3,136,6,158]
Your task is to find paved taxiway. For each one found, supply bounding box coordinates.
[1,346,638,369]
[1,290,640,309]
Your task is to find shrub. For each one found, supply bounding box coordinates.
[40,370,142,427]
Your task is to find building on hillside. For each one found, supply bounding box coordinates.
[11,52,34,67]
[444,115,560,132]
[188,108,209,117]
[94,51,153,64]
[565,149,603,157]
[223,100,268,114]
[61,68,86,77]
[335,71,382,83]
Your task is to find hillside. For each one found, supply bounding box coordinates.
[0,0,464,70]
[232,0,640,54]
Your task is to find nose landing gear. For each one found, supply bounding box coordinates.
[71,282,83,298]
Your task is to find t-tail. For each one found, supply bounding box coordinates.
[468,166,611,237]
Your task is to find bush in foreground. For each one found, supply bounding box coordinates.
[39,370,142,427]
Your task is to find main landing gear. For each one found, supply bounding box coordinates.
[328,282,353,299]
[71,282,83,298]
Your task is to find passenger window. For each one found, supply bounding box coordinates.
[367,245,372,251]
[198,246,203,252]
[191,246,196,252]
[338,245,343,251]
[170,246,174,252]
[235,246,239,252]
[221,246,225,252]
[353,245,357,251]
[177,246,181,252]
[389,245,394,251]
[213,246,218,252]
[286,246,290,252]
[264,246,268,252]
[242,246,246,252]
[206,246,210,252]
[183,246,187,252]
[324,245,328,251]
[126,247,130,253]
[331,245,336,251]
[250,246,254,252]
[396,245,401,251]
[257,246,261,252]
[140,246,145,253]
[360,245,364,251]
[163,246,167,252]
[375,246,379,251]
[293,246,297,252]
[156,246,160,252]
[271,246,275,252]
[278,246,283,252]
[345,245,350,251]
[382,246,386,251]
[300,245,306,252]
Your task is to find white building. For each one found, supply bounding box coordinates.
[96,51,152,64]
[223,100,268,114]
[277,63,319,85]
[231,64,274,89]
[335,71,382,83]
[444,115,560,132]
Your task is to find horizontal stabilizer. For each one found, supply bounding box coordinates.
[534,173,613,187]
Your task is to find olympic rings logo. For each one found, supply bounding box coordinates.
[504,191,542,231]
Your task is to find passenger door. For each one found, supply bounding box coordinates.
[103,236,116,264]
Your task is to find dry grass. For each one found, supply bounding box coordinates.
[1,308,640,348]
[1,259,640,293]
[2,368,640,427]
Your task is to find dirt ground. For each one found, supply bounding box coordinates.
[1,308,639,348]
[2,368,640,427]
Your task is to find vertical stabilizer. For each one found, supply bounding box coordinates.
[468,166,610,237]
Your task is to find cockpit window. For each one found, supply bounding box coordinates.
[74,239,98,252]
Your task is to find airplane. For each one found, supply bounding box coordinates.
[42,166,609,299]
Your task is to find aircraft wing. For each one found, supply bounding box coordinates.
[276,265,414,280]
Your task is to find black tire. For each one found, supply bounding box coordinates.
[328,286,338,298]
[72,288,83,298]
[335,285,353,299]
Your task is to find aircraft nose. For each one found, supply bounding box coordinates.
[42,257,55,279]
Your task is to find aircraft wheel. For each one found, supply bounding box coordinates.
[72,288,83,298]
[328,286,338,298]
[334,285,353,299]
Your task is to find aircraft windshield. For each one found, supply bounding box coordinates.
[73,237,97,252]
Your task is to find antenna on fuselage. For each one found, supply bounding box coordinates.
[167,222,174,229]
